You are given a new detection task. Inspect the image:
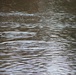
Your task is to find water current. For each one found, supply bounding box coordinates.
[0,0,76,75]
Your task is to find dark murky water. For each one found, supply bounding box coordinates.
[0,0,76,75]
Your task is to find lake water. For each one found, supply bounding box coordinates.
[0,0,76,75]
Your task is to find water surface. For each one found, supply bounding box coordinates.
[0,0,76,75]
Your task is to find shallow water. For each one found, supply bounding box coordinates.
[0,0,76,75]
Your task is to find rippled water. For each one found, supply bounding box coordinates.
[0,0,76,75]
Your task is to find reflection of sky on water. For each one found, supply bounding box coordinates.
[0,0,76,75]
[0,40,75,75]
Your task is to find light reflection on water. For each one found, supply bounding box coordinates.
[0,0,76,75]
[0,40,74,75]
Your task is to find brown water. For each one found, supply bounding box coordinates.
[0,0,76,75]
